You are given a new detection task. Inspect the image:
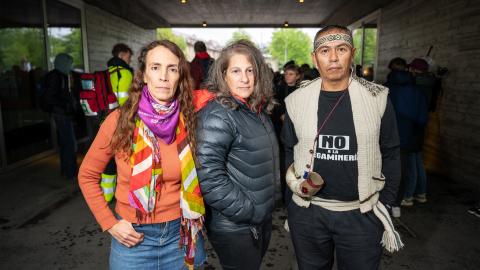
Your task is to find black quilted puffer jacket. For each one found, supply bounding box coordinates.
[196,99,279,232]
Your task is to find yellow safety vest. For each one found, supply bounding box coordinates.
[109,66,132,106]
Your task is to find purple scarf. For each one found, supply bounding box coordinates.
[138,85,180,144]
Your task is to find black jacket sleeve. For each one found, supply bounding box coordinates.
[379,98,401,206]
[281,111,298,170]
[281,111,298,206]
[196,108,256,223]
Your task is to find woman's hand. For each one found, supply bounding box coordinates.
[108,219,144,248]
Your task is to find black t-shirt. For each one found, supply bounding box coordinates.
[313,89,358,201]
[282,89,400,205]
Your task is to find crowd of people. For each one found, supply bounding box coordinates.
[36,24,444,269]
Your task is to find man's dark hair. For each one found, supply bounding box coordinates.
[314,25,352,43]
[284,64,300,74]
[194,41,207,53]
[283,60,295,70]
[388,57,407,70]
[111,43,133,57]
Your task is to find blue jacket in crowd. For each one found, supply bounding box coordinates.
[386,70,428,152]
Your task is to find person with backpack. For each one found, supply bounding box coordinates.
[190,41,214,89]
[44,53,78,180]
[108,43,134,106]
[99,43,135,202]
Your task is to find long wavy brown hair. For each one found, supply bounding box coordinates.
[205,39,275,113]
[110,40,196,158]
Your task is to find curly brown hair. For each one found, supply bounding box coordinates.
[110,40,196,158]
[205,39,275,114]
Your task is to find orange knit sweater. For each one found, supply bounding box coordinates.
[78,110,181,231]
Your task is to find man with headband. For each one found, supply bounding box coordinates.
[282,25,403,269]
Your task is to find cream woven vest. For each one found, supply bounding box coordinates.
[285,76,389,213]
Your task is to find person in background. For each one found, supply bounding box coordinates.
[190,41,214,89]
[272,64,302,205]
[195,40,279,270]
[274,64,302,122]
[300,63,317,81]
[78,40,206,270]
[393,58,430,207]
[409,58,436,111]
[108,43,134,106]
[385,57,428,215]
[100,43,135,202]
[44,53,77,180]
[355,64,364,78]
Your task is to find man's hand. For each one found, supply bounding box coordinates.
[108,219,144,248]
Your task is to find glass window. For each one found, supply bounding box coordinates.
[353,25,378,81]
[0,0,52,164]
[46,0,84,71]
[0,0,86,166]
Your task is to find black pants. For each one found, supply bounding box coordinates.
[53,114,77,179]
[208,221,272,270]
[103,158,117,175]
[288,203,383,270]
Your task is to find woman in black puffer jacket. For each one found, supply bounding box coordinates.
[195,40,279,270]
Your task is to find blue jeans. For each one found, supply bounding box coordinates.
[109,218,206,270]
[403,151,427,199]
[52,114,77,179]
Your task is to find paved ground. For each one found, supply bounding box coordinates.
[1,156,479,269]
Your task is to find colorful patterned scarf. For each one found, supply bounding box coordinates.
[129,114,205,269]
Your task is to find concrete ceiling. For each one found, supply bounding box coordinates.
[1,0,82,28]
[84,0,393,29]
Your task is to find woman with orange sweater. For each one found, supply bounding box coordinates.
[78,40,205,270]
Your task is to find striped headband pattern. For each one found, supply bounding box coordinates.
[313,33,353,52]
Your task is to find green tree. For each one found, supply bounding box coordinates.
[227,29,252,44]
[0,28,46,70]
[268,29,312,68]
[157,28,187,55]
[61,28,83,69]
[0,27,85,72]
[49,28,84,69]
[353,28,377,67]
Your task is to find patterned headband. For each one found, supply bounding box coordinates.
[313,33,353,52]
